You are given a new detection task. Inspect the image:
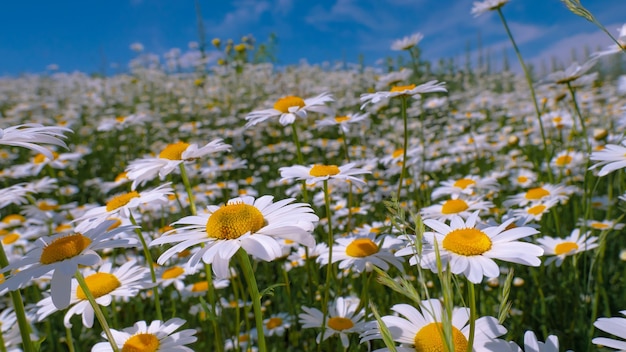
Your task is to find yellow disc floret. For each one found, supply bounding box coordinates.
[161,266,185,280]
[453,179,476,190]
[106,191,140,212]
[122,333,160,352]
[346,238,379,257]
[274,96,305,113]
[413,322,468,352]
[554,241,579,255]
[158,142,190,160]
[525,187,550,200]
[309,164,340,177]
[441,199,469,214]
[266,317,283,330]
[40,234,92,264]
[443,228,492,256]
[76,273,121,300]
[390,84,416,92]
[206,203,265,239]
[327,317,354,331]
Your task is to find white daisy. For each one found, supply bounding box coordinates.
[0,124,71,160]
[360,81,447,110]
[589,141,626,176]
[593,310,626,350]
[391,32,424,51]
[411,211,543,284]
[471,0,509,17]
[536,229,598,267]
[245,92,334,127]
[430,175,499,199]
[299,296,366,348]
[125,139,230,189]
[151,195,318,278]
[502,184,576,207]
[35,259,152,328]
[91,318,197,352]
[0,220,138,309]
[279,163,370,188]
[262,312,293,337]
[317,233,404,273]
[421,196,494,221]
[315,112,369,133]
[360,299,508,350]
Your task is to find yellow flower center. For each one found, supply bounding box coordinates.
[413,323,468,352]
[115,116,126,123]
[122,333,160,352]
[273,96,305,113]
[555,155,573,166]
[115,172,128,182]
[392,148,404,159]
[517,176,528,183]
[309,164,340,177]
[443,228,492,256]
[158,142,190,160]
[206,202,265,240]
[441,199,469,214]
[327,317,354,331]
[527,205,547,216]
[2,233,20,245]
[162,266,185,279]
[590,222,609,230]
[76,273,121,300]
[390,84,416,92]
[346,238,379,257]
[525,187,550,200]
[335,115,350,123]
[106,191,140,212]
[33,152,58,164]
[2,214,25,224]
[191,281,209,292]
[453,179,476,190]
[266,317,283,330]
[38,201,59,211]
[40,234,92,264]
[554,241,579,255]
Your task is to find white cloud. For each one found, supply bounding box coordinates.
[528,27,615,68]
[206,1,271,37]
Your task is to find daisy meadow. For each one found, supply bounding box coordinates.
[536,228,598,267]
[151,195,318,278]
[245,92,334,127]
[279,163,370,188]
[125,139,230,189]
[0,220,138,309]
[299,296,367,348]
[360,298,508,350]
[403,211,543,284]
[35,259,153,328]
[360,80,447,110]
[91,318,197,352]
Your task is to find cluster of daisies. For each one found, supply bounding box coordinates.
[0,2,626,350]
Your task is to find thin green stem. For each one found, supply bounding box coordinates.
[0,242,34,352]
[396,96,409,202]
[497,8,553,183]
[0,325,7,352]
[291,122,309,201]
[128,213,163,321]
[319,180,335,351]
[178,164,197,216]
[75,270,119,352]
[466,281,476,352]
[203,262,223,352]
[236,249,267,352]
[65,326,75,352]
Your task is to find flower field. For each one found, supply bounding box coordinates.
[1,1,626,351]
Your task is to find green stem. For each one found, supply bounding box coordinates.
[319,180,335,351]
[0,324,7,352]
[339,128,354,233]
[65,326,75,352]
[179,163,197,216]
[128,213,163,321]
[203,262,223,352]
[0,242,35,352]
[497,8,553,183]
[290,122,309,202]
[75,270,119,352]
[396,96,409,202]
[466,281,476,352]
[236,249,267,352]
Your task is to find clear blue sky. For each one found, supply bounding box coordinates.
[2,0,625,76]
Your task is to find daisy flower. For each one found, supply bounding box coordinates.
[279,163,370,188]
[315,112,369,133]
[421,196,493,221]
[151,195,318,278]
[360,80,447,109]
[0,220,138,309]
[0,123,71,160]
[299,296,366,348]
[360,299,508,350]
[510,198,559,222]
[156,265,188,291]
[391,32,424,51]
[490,330,566,351]
[317,233,404,273]
[545,59,598,85]
[245,92,334,127]
[591,23,626,58]
[582,219,625,231]
[262,312,293,337]
[471,0,509,17]
[412,211,543,284]
[74,183,173,232]
[589,141,626,176]
[36,259,153,328]
[125,139,230,189]
[593,310,626,350]
[536,229,598,267]
[430,175,499,199]
[502,184,575,207]
[91,318,197,352]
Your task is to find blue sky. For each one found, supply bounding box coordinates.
[2,0,625,76]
